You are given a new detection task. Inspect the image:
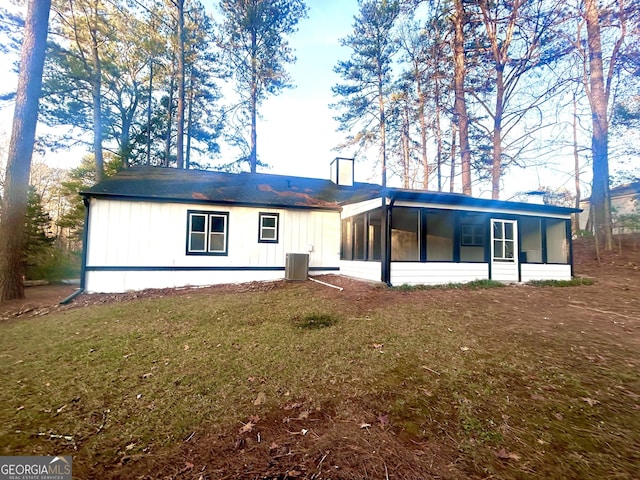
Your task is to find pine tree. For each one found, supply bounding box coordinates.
[332,0,400,188]
[23,186,55,280]
[216,0,308,173]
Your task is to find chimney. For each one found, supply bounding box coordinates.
[330,157,354,187]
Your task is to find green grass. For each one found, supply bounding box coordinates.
[527,277,595,287]
[393,279,506,291]
[0,282,638,479]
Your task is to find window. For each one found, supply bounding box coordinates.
[187,210,229,255]
[259,212,279,243]
[460,216,485,262]
[461,224,484,246]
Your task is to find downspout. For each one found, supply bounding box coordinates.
[60,196,90,304]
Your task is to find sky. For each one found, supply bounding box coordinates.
[232,0,362,182]
[0,0,364,179]
[0,0,591,199]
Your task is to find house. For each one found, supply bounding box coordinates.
[79,159,580,293]
[579,181,640,233]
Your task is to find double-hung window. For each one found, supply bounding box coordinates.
[259,212,279,243]
[187,210,229,255]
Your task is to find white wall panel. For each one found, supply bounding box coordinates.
[340,261,381,282]
[490,263,519,283]
[85,269,284,293]
[521,264,572,282]
[390,263,488,286]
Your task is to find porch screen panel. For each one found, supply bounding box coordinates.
[392,208,419,261]
[519,217,542,262]
[341,218,353,260]
[546,219,568,263]
[426,211,454,261]
[353,215,366,260]
[369,210,382,261]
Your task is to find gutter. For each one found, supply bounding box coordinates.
[60,196,90,304]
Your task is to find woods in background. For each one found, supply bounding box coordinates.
[0,0,639,300]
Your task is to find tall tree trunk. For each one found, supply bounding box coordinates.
[572,92,581,235]
[491,66,505,199]
[450,123,457,193]
[378,63,387,188]
[90,14,104,183]
[434,78,443,192]
[175,0,185,169]
[401,99,410,188]
[186,69,195,169]
[416,78,428,190]
[452,0,472,195]
[146,60,153,166]
[0,0,51,302]
[250,28,258,173]
[164,74,175,167]
[584,0,613,250]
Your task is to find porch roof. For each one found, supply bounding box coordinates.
[380,188,581,216]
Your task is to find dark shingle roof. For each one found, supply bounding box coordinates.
[82,166,382,210]
[82,166,580,215]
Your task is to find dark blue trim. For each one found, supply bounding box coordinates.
[258,212,280,244]
[80,197,90,291]
[86,266,340,272]
[541,218,548,264]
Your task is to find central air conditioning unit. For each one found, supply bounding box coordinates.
[285,253,309,281]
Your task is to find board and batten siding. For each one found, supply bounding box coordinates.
[390,262,489,286]
[85,198,341,292]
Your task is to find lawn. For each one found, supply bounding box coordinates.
[0,239,639,479]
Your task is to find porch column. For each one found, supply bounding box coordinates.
[381,197,393,285]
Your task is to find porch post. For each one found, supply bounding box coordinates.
[381,197,393,285]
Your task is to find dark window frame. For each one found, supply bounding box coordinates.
[460,223,484,247]
[186,210,229,256]
[258,212,280,244]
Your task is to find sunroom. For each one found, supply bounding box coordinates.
[338,193,577,286]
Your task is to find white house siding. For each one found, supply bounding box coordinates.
[390,263,489,286]
[85,198,340,292]
[340,261,382,282]
[84,269,285,294]
[520,264,572,282]
[490,262,520,283]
